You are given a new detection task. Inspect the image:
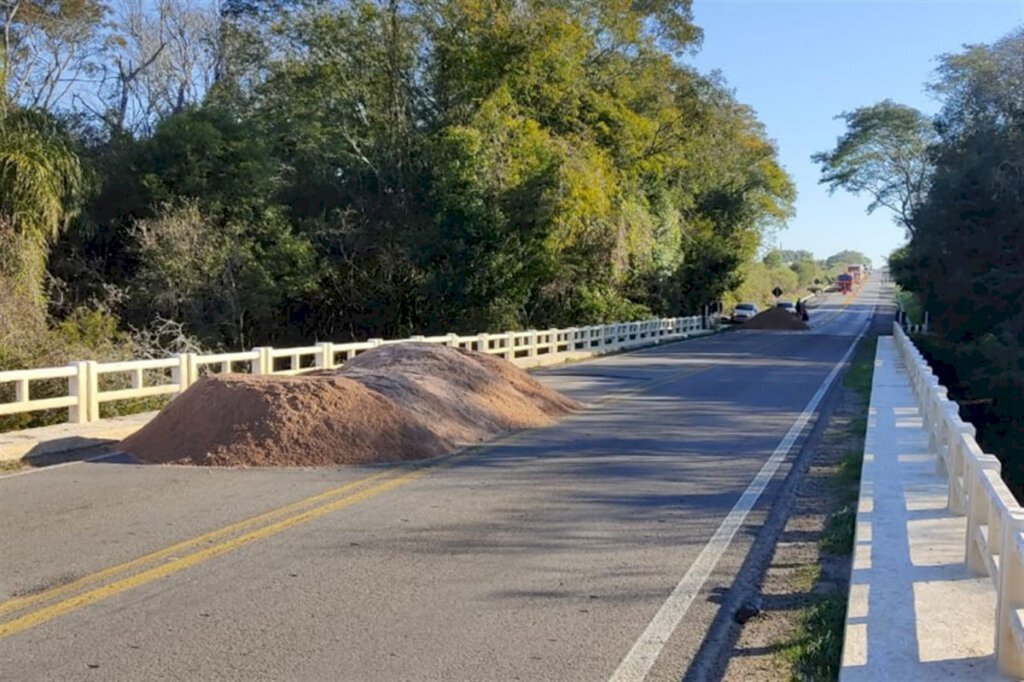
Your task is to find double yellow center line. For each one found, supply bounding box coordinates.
[0,459,457,639]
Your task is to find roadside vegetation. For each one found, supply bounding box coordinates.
[782,338,873,680]
[1,0,808,430]
[815,28,1024,502]
[895,290,923,326]
[723,334,875,681]
[726,249,871,313]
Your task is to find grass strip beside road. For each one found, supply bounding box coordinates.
[783,335,875,680]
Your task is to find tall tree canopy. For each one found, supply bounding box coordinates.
[870,29,1024,498]
[813,100,936,234]
[3,0,794,359]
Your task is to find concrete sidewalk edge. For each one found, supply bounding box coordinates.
[839,335,1003,680]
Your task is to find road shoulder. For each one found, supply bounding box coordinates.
[714,329,878,680]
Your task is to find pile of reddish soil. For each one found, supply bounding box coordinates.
[120,344,580,467]
[340,344,579,444]
[742,307,810,331]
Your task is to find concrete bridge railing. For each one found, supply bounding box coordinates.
[0,315,708,430]
[893,322,1024,677]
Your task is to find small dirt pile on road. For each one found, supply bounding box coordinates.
[742,307,810,331]
[120,344,579,467]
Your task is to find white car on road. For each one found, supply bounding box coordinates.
[731,302,759,322]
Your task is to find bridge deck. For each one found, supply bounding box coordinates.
[841,336,1002,680]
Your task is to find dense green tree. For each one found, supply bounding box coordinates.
[6,0,795,356]
[0,107,85,351]
[762,249,783,268]
[777,249,814,264]
[900,30,1024,343]
[790,257,823,289]
[864,30,1024,498]
[813,100,936,234]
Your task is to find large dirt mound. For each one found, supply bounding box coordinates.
[340,343,579,444]
[119,374,451,467]
[120,343,580,467]
[742,307,810,331]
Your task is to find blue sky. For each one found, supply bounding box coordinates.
[685,0,1024,267]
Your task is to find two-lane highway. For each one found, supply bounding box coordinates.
[0,279,888,680]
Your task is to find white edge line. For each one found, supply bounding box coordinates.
[608,306,873,682]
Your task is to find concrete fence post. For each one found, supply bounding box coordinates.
[68,361,91,424]
[996,512,1024,678]
[476,333,490,353]
[445,333,459,348]
[566,327,578,352]
[933,402,954,468]
[369,338,384,348]
[171,353,194,395]
[316,342,334,370]
[527,331,538,357]
[546,328,557,354]
[253,347,273,375]
[926,393,946,458]
[85,360,99,423]
[964,459,1002,570]
[187,353,199,385]
[923,381,944,451]
[937,407,967,475]
[504,331,516,360]
[965,481,990,575]
[14,378,28,406]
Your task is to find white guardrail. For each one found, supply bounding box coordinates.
[0,316,708,427]
[893,322,1024,677]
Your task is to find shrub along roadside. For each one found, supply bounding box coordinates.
[895,290,923,325]
[910,333,1024,503]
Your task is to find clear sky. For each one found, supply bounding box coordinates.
[685,0,1024,267]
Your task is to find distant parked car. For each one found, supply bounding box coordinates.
[732,302,759,322]
[776,300,796,315]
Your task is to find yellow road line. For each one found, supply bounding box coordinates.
[0,462,449,639]
[0,468,396,618]
[821,284,865,325]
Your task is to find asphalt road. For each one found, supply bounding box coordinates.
[0,279,887,681]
